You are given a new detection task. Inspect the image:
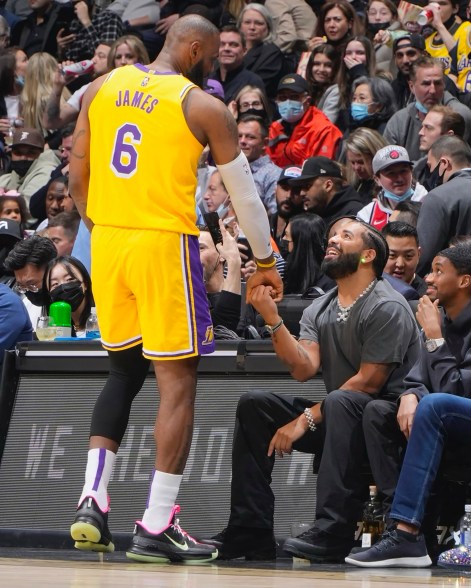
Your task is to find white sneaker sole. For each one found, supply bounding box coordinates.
[345,554,432,568]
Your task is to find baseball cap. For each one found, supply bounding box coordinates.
[393,33,426,54]
[288,157,342,186]
[11,128,44,150]
[204,79,225,100]
[277,73,309,95]
[0,218,22,242]
[278,166,302,184]
[372,145,413,174]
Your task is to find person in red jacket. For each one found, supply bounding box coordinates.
[267,74,343,167]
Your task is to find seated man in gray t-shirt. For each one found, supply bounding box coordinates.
[204,217,421,561]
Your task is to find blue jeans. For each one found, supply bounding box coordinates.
[391,394,471,528]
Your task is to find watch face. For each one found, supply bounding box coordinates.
[425,339,436,352]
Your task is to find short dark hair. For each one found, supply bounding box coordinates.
[429,135,471,167]
[47,211,80,239]
[409,55,444,82]
[437,245,471,276]
[237,114,269,139]
[3,235,57,271]
[220,25,246,49]
[382,221,419,245]
[61,123,76,139]
[449,235,471,247]
[392,201,421,227]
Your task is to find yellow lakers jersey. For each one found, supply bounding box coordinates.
[87,65,203,234]
[426,21,471,92]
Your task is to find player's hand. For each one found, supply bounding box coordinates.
[247,284,279,325]
[246,265,283,303]
[268,416,308,458]
[241,259,257,281]
[397,394,418,439]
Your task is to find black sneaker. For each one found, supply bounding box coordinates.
[126,505,218,564]
[283,526,353,562]
[201,526,277,560]
[70,496,115,553]
[345,529,432,567]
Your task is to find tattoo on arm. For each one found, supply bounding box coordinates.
[222,107,240,145]
[296,344,310,362]
[46,98,60,122]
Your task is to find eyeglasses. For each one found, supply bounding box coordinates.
[240,100,263,109]
[14,283,40,294]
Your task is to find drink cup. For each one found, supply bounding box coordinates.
[417,8,434,25]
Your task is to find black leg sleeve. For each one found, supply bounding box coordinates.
[90,345,150,444]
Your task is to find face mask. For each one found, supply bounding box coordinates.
[427,161,446,189]
[239,107,268,120]
[10,159,34,178]
[50,280,84,311]
[368,22,391,34]
[382,187,414,202]
[24,288,47,307]
[278,100,305,123]
[415,100,428,114]
[15,75,25,88]
[351,103,370,121]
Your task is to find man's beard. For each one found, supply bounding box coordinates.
[187,60,205,88]
[321,250,361,280]
[277,200,304,220]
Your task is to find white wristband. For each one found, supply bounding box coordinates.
[217,152,273,260]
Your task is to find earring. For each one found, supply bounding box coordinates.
[361,258,366,263]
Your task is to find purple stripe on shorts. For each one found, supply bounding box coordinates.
[92,448,106,492]
[146,469,156,509]
[187,235,215,356]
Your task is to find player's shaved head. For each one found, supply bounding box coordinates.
[166,14,219,47]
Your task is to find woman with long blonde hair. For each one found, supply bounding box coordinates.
[21,52,71,144]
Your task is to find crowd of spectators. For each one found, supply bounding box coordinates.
[2,0,471,571]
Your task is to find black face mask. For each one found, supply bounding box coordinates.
[10,159,34,178]
[368,21,391,34]
[24,288,47,307]
[426,161,446,190]
[238,107,269,121]
[50,280,84,311]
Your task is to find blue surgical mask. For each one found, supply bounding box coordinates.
[278,100,305,123]
[383,187,414,202]
[415,100,428,114]
[216,200,230,219]
[15,74,24,88]
[351,103,370,121]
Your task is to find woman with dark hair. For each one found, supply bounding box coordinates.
[43,255,94,337]
[365,0,401,71]
[309,0,363,54]
[305,43,339,123]
[283,213,334,295]
[348,75,397,134]
[326,35,377,130]
[237,3,285,98]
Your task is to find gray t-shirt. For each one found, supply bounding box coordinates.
[299,279,421,399]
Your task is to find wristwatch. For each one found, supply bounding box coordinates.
[425,337,445,352]
[265,318,284,336]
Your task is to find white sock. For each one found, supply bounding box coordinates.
[141,470,182,533]
[78,448,116,512]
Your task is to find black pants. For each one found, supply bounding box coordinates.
[228,389,403,538]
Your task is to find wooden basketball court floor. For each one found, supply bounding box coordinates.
[1,548,470,588]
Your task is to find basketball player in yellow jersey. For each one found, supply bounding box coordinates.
[425,0,471,91]
[68,14,283,563]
